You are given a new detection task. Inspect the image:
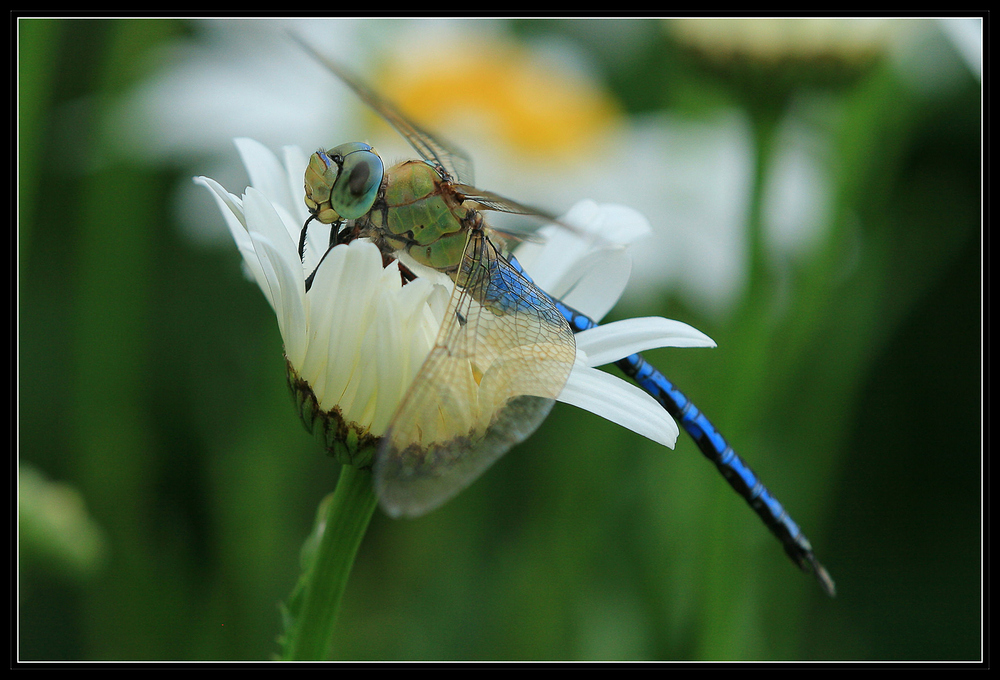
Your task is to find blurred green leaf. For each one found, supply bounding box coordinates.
[19,464,107,583]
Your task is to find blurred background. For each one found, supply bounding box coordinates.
[17,17,981,661]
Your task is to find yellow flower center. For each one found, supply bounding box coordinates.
[376,40,620,160]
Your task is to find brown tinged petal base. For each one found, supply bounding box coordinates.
[286,357,380,470]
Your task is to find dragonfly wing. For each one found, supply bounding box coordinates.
[453,183,610,249]
[375,229,577,517]
[293,34,474,185]
[452,183,558,219]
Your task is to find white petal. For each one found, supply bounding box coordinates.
[576,317,717,367]
[369,292,408,436]
[252,234,307,365]
[515,200,651,319]
[196,176,277,305]
[243,187,300,280]
[282,145,313,226]
[520,201,649,281]
[515,226,587,292]
[549,246,631,321]
[562,200,652,244]
[246,231,285,315]
[241,189,308,356]
[308,241,389,420]
[194,175,246,230]
[235,138,296,216]
[197,176,257,271]
[558,365,679,448]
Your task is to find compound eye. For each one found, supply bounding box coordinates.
[329,143,384,220]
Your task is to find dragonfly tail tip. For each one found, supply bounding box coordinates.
[812,559,837,597]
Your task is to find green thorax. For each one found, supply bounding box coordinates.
[367,160,470,273]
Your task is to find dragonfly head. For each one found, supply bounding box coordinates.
[304,142,384,224]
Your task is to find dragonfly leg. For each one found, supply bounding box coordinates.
[302,219,344,293]
[297,214,315,263]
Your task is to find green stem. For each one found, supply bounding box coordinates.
[281,464,377,660]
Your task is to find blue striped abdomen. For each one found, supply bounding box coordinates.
[509,255,835,595]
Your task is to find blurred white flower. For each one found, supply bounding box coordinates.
[890,18,983,95]
[937,18,982,82]
[107,18,402,246]
[667,17,896,65]
[762,107,833,264]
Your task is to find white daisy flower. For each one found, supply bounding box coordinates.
[196,138,715,510]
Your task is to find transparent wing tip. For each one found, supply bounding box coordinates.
[378,497,408,519]
[375,475,455,520]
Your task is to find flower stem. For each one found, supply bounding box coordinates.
[281,464,377,660]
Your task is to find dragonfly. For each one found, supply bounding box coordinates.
[294,38,835,597]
